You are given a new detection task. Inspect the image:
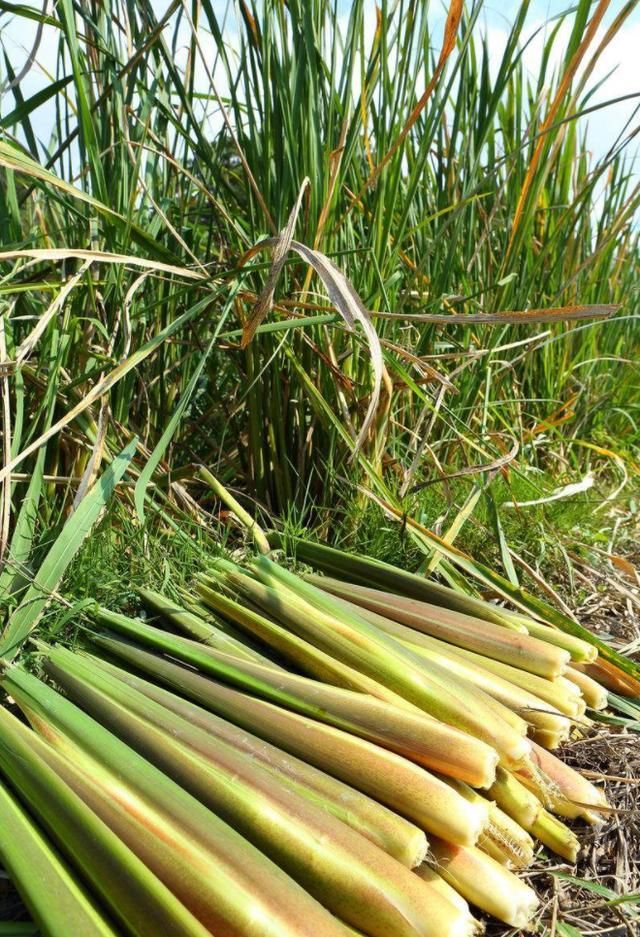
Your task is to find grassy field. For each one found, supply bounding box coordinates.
[0,0,639,934]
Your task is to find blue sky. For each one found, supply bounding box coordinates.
[479,1,640,160]
[1,1,638,165]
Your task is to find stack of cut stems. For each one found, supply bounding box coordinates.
[0,540,630,936]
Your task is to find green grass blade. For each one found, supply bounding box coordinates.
[0,439,136,659]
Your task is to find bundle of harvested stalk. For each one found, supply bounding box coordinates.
[1,541,634,936]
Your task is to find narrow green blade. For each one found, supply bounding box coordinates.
[0,439,136,660]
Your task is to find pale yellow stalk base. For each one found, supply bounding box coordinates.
[414,865,470,914]
[488,768,541,828]
[530,809,580,863]
[566,665,608,710]
[520,743,609,824]
[428,838,540,929]
[483,804,535,870]
[530,728,566,750]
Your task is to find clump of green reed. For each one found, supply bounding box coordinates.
[0,0,637,530]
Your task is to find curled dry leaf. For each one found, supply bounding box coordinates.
[242,178,311,348]
[255,240,384,453]
[242,188,385,452]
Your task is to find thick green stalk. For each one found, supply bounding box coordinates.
[529,809,580,862]
[0,705,211,937]
[414,867,470,915]
[77,648,428,868]
[222,561,530,765]
[196,578,421,709]
[519,742,609,824]
[0,779,118,937]
[392,644,569,744]
[198,466,270,554]
[1,665,352,937]
[177,589,279,654]
[516,618,598,663]
[427,838,539,928]
[415,642,582,716]
[577,659,640,697]
[102,599,275,667]
[44,648,474,937]
[88,616,500,786]
[476,834,514,868]
[33,727,335,935]
[484,803,536,870]
[451,782,535,870]
[566,664,608,710]
[270,538,523,630]
[242,565,531,746]
[90,634,493,844]
[485,758,581,862]
[306,574,569,679]
[487,768,541,828]
[330,593,572,742]
[139,586,227,642]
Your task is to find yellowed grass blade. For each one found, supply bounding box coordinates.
[16,260,93,366]
[242,178,310,347]
[0,248,205,280]
[353,0,463,199]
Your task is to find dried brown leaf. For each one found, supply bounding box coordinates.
[242,178,310,348]
[242,231,385,454]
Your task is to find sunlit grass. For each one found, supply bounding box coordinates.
[0,0,637,525]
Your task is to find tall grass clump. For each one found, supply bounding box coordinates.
[0,0,637,544]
